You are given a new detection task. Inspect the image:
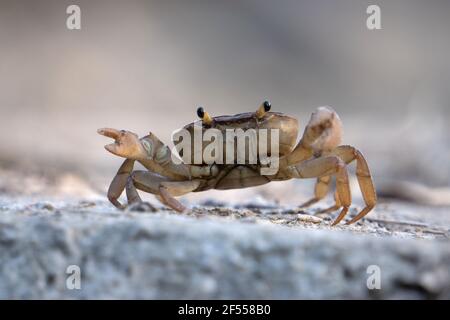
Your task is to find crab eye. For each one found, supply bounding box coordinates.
[197,107,205,118]
[196,106,213,125]
[256,100,272,119]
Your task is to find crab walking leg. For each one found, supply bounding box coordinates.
[288,156,351,225]
[126,170,201,212]
[158,186,187,212]
[299,176,332,208]
[327,145,377,224]
[317,190,342,213]
[107,159,135,209]
[126,171,167,205]
[159,180,202,212]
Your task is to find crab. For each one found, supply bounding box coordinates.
[98,101,376,225]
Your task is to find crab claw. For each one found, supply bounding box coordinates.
[305,106,342,152]
[97,128,144,159]
[97,128,121,140]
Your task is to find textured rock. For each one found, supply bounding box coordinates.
[0,201,449,299]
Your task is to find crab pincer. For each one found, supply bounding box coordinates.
[97,128,144,159]
[97,128,122,140]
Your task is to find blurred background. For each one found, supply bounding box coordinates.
[0,0,449,205]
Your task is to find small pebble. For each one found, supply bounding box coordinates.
[297,214,323,224]
[29,202,55,211]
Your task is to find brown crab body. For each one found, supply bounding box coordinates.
[177,112,299,165]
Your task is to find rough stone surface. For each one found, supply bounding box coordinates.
[0,198,449,299]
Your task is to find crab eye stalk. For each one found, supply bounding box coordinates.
[197,106,213,125]
[256,100,271,119]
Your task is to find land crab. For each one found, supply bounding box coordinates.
[98,101,376,225]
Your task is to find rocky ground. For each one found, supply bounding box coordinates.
[0,168,449,299]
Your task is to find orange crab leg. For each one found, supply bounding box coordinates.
[288,155,351,225]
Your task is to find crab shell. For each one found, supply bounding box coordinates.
[174,112,299,164]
